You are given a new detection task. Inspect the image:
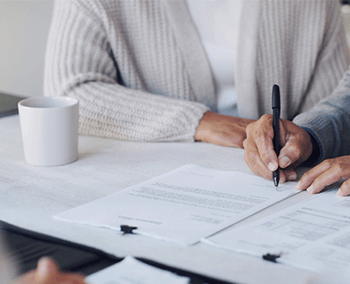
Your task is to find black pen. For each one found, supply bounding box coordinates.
[272,84,280,189]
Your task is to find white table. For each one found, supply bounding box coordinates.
[0,115,316,284]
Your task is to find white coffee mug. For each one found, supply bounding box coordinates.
[18,96,79,166]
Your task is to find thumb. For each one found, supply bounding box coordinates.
[35,257,59,283]
[278,120,313,170]
[278,135,310,170]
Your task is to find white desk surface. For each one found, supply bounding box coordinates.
[0,115,317,284]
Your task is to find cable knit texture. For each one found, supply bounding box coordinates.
[44,0,349,142]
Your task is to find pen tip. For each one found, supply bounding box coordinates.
[275,186,278,190]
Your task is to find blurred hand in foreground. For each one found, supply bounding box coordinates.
[15,257,86,284]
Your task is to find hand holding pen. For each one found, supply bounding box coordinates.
[243,86,313,185]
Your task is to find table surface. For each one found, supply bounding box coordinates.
[0,115,318,284]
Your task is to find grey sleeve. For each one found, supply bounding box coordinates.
[293,68,350,165]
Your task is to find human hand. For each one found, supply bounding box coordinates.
[243,114,313,183]
[294,156,350,196]
[15,257,86,284]
[194,111,255,148]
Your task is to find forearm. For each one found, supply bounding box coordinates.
[59,81,208,141]
[45,61,208,141]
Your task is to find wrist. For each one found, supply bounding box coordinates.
[300,127,322,167]
[194,111,212,141]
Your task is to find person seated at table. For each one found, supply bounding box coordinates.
[0,239,86,284]
[44,0,349,148]
[243,68,350,196]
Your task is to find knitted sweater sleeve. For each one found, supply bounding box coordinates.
[44,1,209,142]
[293,69,350,165]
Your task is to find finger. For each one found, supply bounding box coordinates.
[35,258,86,284]
[278,135,306,169]
[305,164,350,194]
[255,131,279,172]
[282,168,297,181]
[244,138,273,180]
[337,179,350,197]
[246,115,278,171]
[276,168,287,184]
[295,160,334,191]
[35,257,59,283]
[282,157,306,182]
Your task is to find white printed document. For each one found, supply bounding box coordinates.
[206,189,350,276]
[54,164,298,245]
[86,256,189,284]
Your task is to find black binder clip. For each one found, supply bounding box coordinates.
[262,253,281,263]
[120,225,138,235]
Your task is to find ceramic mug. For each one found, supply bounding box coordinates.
[18,96,79,166]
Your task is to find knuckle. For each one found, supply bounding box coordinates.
[244,151,257,166]
[246,121,260,135]
[322,159,333,168]
[286,144,300,157]
[255,135,267,147]
[261,114,272,121]
[339,156,350,164]
[333,162,346,173]
[312,175,328,191]
[312,178,320,188]
[301,170,312,181]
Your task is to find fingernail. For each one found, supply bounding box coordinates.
[268,162,276,171]
[336,189,343,197]
[294,181,301,190]
[307,185,313,194]
[288,174,297,181]
[279,156,290,168]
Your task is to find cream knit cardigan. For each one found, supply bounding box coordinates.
[44,0,349,142]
